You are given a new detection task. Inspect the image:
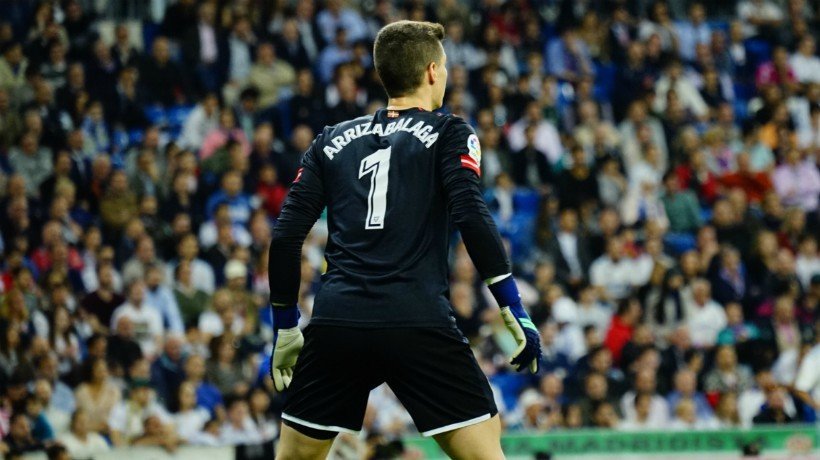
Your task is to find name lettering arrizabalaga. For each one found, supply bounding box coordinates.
[323,117,440,159]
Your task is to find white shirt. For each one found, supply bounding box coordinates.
[198,23,218,64]
[794,344,820,406]
[790,53,820,83]
[179,105,219,150]
[59,432,110,458]
[737,1,783,38]
[653,76,709,118]
[198,310,245,338]
[684,299,727,348]
[576,302,612,337]
[795,254,819,290]
[590,256,641,300]
[173,407,211,442]
[220,418,264,446]
[620,393,669,426]
[507,119,564,165]
[166,258,216,294]
[110,302,164,358]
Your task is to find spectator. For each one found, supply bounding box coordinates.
[108,379,171,446]
[618,393,655,430]
[675,2,711,63]
[74,358,122,433]
[220,395,263,445]
[8,132,52,197]
[150,335,186,406]
[248,43,296,109]
[604,298,642,364]
[666,369,714,421]
[543,208,592,290]
[661,171,702,234]
[171,380,211,443]
[546,27,594,83]
[752,387,797,425]
[668,398,718,430]
[684,279,727,348]
[4,412,47,456]
[179,92,220,152]
[58,409,110,458]
[716,302,760,346]
[704,345,754,394]
[144,263,184,335]
[789,36,820,84]
[591,236,641,302]
[106,316,144,377]
[173,260,210,328]
[183,354,222,414]
[620,369,670,427]
[772,148,820,212]
[99,170,138,235]
[110,279,164,359]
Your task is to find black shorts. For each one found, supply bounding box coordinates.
[281,325,497,438]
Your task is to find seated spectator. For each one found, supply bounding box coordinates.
[772,148,820,212]
[173,261,211,327]
[546,27,594,83]
[517,388,551,430]
[709,246,748,307]
[130,414,180,451]
[591,236,644,302]
[8,132,53,197]
[789,36,820,84]
[618,393,655,431]
[58,409,110,458]
[150,335,186,406]
[716,302,760,346]
[661,171,702,234]
[683,279,727,348]
[144,264,184,335]
[108,379,171,446]
[205,171,254,227]
[110,280,164,359]
[603,298,642,364]
[620,369,670,427]
[752,387,797,425]
[139,36,187,107]
[220,395,263,445]
[33,378,70,436]
[704,345,754,395]
[183,354,223,414]
[4,412,47,456]
[248,43,296,109]
[172,380,211,444]
[755,46,797,92]
[106,316,143,378]
[206,334,249,396]
[668,398,718,430]
[590,401,621,429]
[666,369,714,421]
[200,109,250,162]
[99,170,139,235]
[577,373,618,426]
[179,93,220,152]
[74,358,122,433]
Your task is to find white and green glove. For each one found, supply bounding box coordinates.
[270,305,303,391]
[488,275,542,373]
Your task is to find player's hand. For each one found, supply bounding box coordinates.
[271,326,303,391]
[487,275,542,374]
[499,304,541,373]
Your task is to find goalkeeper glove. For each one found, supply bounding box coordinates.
[487,275,542,373]
[270,304,303,392]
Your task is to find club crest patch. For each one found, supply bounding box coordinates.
[467,134,481,165]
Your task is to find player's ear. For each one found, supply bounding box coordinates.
[427,61,437,86]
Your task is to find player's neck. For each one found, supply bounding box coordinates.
[386,94,433,112]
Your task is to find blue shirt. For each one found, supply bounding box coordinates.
[144,285,184,334]
[205,191,253,226]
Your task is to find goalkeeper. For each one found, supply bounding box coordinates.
[268,20,541,460]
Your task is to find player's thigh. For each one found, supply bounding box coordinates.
[282,325,377,436]
[276,422,335,460]
[433,414,504,460]
[384,328,498,437]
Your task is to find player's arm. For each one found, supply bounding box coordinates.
[267,134,327,391]
[438,118,542,373]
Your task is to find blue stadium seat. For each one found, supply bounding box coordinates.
[490,372,531,412]
[664,233,697,256]
[166,105,194,130]
[143,105,167,126]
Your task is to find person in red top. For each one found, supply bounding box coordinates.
[255,163,288,218]
[604,297,642,365]
[755,46,798,93]
[718,152,773,204]
[675,149,719,205]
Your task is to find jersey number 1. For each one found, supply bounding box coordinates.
[358,147,391,230]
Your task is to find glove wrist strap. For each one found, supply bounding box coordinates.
[487,275,521,308]
[271,304,300,330]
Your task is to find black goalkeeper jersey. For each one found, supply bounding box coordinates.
[268,107,511,327]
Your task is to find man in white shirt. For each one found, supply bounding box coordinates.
[111,280,164,359]
[793,332,820,411]
[653,60,709,119]
[620,369,670,427]
[737,0,783,38]
[790,36,820,84]
[590,235,642,301]
[507,101,564,165]
[683,279,727,348]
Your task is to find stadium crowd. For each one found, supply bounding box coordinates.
[0,0,818,457]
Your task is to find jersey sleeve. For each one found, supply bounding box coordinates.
[268,132,327,306]
[437,117,511,280]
